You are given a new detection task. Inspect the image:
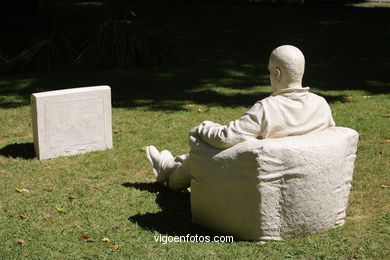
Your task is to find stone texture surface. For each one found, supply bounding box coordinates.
[31,86,112,160]
[189,127,358,241]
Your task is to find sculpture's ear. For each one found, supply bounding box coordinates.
[275,67,281,81]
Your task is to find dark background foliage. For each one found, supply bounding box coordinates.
[0,0,184,72]
[0,0,388,109]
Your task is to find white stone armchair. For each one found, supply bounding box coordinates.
[188,127,358,241]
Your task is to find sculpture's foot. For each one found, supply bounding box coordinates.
[145,146,174,184]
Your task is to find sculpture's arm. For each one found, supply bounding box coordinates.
[326,104,336,128]
[191,102,263,149]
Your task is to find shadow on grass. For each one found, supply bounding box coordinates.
[0,3,389,110]
[124,182,220,236]
[0,67,351,111]
[0,102,30,109]
[0,142,35,159]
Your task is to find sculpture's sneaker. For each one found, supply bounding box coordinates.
[160,150,174,163]
[145,145,159,165]
[145,145,160,180]
[145,146,174,184]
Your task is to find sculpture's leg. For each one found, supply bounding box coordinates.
[146,146,173,183]
[166,153,192,191]
[146,146,192,191]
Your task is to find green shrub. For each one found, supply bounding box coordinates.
[9,32,74,73]
[77,19,183,70]
[0,53,9,72]
[3,20,183,72]
[1,7,183,73]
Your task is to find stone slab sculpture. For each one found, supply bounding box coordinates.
[31,85,112,160]
[145,45,359,241]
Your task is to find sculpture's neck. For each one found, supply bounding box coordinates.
[273,82,302,93]
[286,82,303,89]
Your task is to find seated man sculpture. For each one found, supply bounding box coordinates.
[146,45,335,191]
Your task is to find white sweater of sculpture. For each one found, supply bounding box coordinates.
[195,87,335,149]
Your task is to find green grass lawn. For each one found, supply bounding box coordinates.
[0,1,389,259]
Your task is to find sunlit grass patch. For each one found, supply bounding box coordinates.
[0,84,389,258]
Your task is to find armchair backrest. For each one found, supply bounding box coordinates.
[190,127,359,241]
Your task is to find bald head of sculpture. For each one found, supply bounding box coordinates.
[268,45,305,92]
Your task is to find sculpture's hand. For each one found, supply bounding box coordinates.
[189,125,199,136]
[189,121,216,137]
